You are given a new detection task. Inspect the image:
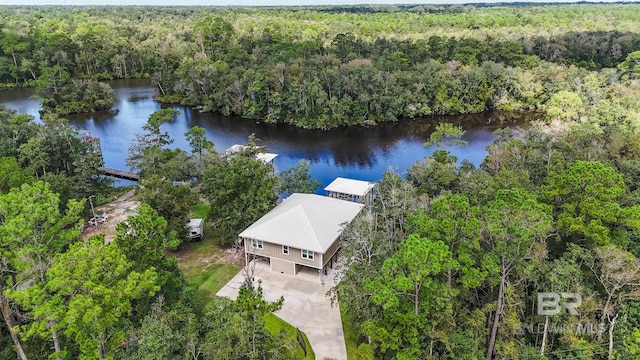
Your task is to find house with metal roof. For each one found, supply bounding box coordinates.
[238,193,364,280]
[324,177,375,204]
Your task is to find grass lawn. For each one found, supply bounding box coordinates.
[341,305,361,360]
[184,262,239,309]
[190,203,210,219]
[174,241,240,308]
[173,235,317,357]
[174,203,315,359]
[263,313,315,360]
[172,215,242,309]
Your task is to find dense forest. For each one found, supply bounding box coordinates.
[1,3,640,360]
[0,4,640,127]
[334,118,640,359]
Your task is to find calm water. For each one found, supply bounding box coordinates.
[0,79,530,189]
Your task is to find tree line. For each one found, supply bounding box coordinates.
[0,107,110,207]
[0,5,639,127]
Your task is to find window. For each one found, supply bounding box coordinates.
[251,239,263,249]
[282,245,289,255]
[301,249,314,260]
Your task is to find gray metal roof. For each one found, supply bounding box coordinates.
[238,193,364,253]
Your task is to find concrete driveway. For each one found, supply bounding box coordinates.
[216,259,347,360]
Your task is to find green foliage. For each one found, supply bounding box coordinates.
[115,204,184,307]
[33,62,116,115]
[482,188,553,359]
[190,203,210,219]
[0,156,34,193]
[262,313,315,359]
[0,181,84,359]
[148,109,179,137]
[332,169,419,329]
[0,107,36,159]
[483,188,553,260]
[127,109,180,176]
[624,328,640,357]
[0,112,113,356]
[202,145,278,244]
[197,283,285,360]
[408,194,485,289]
[541,161,627,247]
[618,51,640,81]
[193,16,234,61]
[184,125,214,157]
[339,307,362,360]
[407,123,467,196]
[578,245,640,359]
[235,281,284,360]
[0,181,83,279]
[423,122,467,149]
[457,166,496,206]
[4,5,640,359]
[115,297,199,360]
[137,175,196,243]
[363,234,455,358]
[0,113,111,205]
[277,159,321,196]
[38,79,117,115]
[198,297,240,359]
[28,235,158,360]
[407,150,459,196]
[545,90,584,122]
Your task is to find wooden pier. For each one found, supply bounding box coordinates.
[98,167,140,181]
[78,130,139,182]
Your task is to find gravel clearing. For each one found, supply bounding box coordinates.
[82,190,140,243]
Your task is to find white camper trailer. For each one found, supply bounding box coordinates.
[185,218,204,241]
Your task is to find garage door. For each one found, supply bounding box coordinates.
[271,258,295,276]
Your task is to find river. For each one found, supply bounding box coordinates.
[0,79,531,189]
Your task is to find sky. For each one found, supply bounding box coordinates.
[0,0,628,6]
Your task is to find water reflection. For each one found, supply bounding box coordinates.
[77,109,121,124]
[0,79,536,188]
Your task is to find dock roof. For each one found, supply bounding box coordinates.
[256,152,278,163]
[324,177,375,197]
[225,144,278,163]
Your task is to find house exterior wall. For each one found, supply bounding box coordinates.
[288,246,321,268]
[242,237,322,269]
[323,237,341,267]
[244,238,282,258]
